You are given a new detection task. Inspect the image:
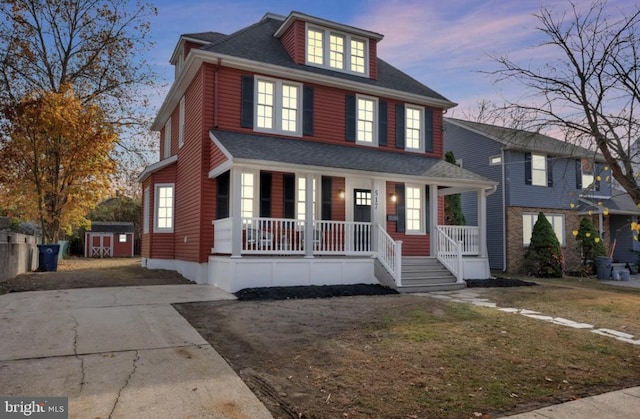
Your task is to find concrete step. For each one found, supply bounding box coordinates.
[396,282,466,293]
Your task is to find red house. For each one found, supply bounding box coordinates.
[139,12,496,292]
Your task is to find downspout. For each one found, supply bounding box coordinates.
[501,147,507,272]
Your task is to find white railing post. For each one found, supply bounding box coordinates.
[456,241,464,283]
[394,240,403,286]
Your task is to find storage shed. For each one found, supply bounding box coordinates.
[85,222,135,258]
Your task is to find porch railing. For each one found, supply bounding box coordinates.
[437,225,480,255]
[436,226,464,283]
[376,225,403,286]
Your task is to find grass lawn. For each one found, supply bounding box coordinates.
[176,278,640,418]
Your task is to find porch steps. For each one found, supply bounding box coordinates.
[396,257,464,293]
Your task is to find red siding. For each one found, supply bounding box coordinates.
[369,40,378,80]
[146,164,177,260]
[271,172,285,219]
[113,233,134,257]
[333,177,346,221]
[184,40,203,59]
[209,140,228,169]
[280,22,300,64]
[384,181,431,256]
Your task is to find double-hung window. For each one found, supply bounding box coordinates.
[531,153,547,186]
[405,105,424,151]
[580,158,594,189]
[154,184,174,233]
[523,213,565,246]
[306,25,369,76]
[296,176,317,221]
[405,185,424,234]
[255,78,302,136]
[357,96,376,145]
[240,171,256,219]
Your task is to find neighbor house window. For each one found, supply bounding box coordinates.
[490,155,502,165]
[581,158,595,189]
[241,172,256,219]
[154,184,174,233]
[178,96,185,147]
[531,153,547,186]
[306,25,369,76]
[405,105,424,151]
[406,185,424,233]
[255,77,301,136]
[357,96,376,145]
[163,118,171,159]
[296,176,317,221]
[523,213,565,246]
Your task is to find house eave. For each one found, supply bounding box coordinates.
[137,155,178,183]
[274,11,384,41]
[152,49,457,131]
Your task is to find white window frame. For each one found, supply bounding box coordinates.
[405,184,425,234]
[118,234,127,243]
[154,184,175,233]
[240,170,259,219]
[305,24,369,77]
[163,118,172,159]
[531,153,547,186]
[143,187,150,234]
[405,105,424,152]
[178,96,185,148]
[581,158,595,189]
[356,95,377,146]
[329,32,345,70]
[254,77,302,137]
[522,213,565,246]
[296,175,319,221]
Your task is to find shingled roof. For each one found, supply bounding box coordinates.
[210,130,493,186]
[199,14,452,105]
[445,118,603,159]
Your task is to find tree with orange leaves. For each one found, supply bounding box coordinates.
[0,85,117,243]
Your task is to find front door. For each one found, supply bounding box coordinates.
[353,189,371,251]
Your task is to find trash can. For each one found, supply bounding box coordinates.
[596,256,612,280]
[37,244,61,272]
[620,270,631,281]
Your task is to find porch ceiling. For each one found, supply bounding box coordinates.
[210,130,494,187]
[579,192,640,215]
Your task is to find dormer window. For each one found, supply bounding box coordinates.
[306,24,369,76]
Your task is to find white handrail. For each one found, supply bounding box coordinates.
[376,224,402,286]
[437,225,480,255]
[436,226,464,283]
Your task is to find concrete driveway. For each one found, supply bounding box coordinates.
[0,285,273,418]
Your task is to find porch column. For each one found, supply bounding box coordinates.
[429,184,439,255]
[304,173,314,258]
[231,167,242,258]
[477,187,488,258]
[371,179,385,252]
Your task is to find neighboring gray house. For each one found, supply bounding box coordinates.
[444,118,640,274]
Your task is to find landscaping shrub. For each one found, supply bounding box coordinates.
[523,212,563,277]
[575,216,606,274]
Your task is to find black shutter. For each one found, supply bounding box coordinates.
[424,109,434,152]
[345,95,356,142]
[303,86,314,136]
[378,100,388,146]
[595,163,601,191]
[547,156,553,187]
[576,159,583,190]
[396,184,405,233]
[524,152,532,185]
[260,172,272,218]
[283,174,296,219]
[216,171,230,219]
[240,75,254,128]
[425,185,430,232]
[321,176,332,220]
[395,104,405,149]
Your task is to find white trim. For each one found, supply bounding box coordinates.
[405,104,425,153]
[154,183,175,233]
[138,155,177,183]
[143,258,209,284]
[143,187,150,234]
[178,96,185,148]
[355,94,378,146]
[163,118,172,159]
[405,184,426,235]
[304,23,370,77]
[151,50,456,131]
[275,11,384,41]
[254,76,303,137]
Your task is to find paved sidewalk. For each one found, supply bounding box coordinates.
[0,285,273,419]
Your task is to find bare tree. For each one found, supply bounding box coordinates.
[489,0,640,204]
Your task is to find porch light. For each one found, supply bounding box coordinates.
[338,189,345,200]
[390,193,397,203]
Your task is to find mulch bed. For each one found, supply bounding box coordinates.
[466,276,538,287]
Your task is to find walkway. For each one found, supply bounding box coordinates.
[0,285,273,418]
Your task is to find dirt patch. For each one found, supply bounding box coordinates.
[0,257,192,293]
[175,292,640,418]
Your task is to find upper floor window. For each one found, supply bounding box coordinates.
[154,184,174,233]
[163,118,172,159]
[580,158,595,189]
[357,96,376,145]
[490,155,502,165]
[525,152,552,187]
[306,25,369,76]
[255,77,302,136]
[178,96,185,148]
[405,105,424,151]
